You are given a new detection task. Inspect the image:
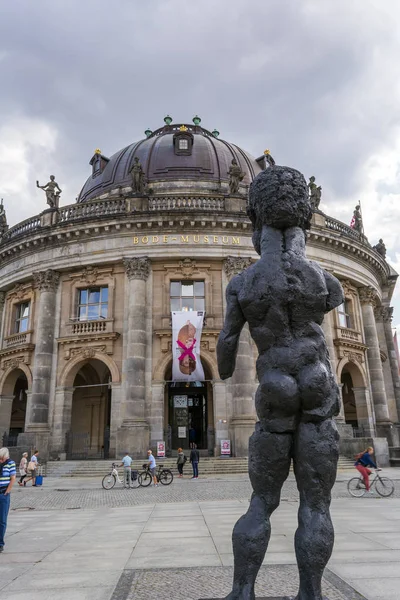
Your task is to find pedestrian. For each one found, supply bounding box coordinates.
[24,450,39,487]
[189,427,196,447]
[354,446,377,493]
[190,443,200,479]
[147,449,158,487]
[18,452,28,486]
[120,452,132,488]
[0,447,16,552]
[177,447,186,477]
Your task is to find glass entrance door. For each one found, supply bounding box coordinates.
[168,382,207,449]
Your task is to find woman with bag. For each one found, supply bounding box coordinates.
[18,452,28,486]
[24,450,39,487]
[176,448,187,478]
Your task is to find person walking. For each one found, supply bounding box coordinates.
[0,447,16,552]
[24,450,39,487]
[147,449,158,487]
[120,452,132,488]
[354,446,377,493]
[190,443,200,479]
[18,452,28,486]
[177,448,186,477]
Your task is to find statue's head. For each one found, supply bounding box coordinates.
[379,238,383,243]
[134,157,139,163]
[248,166,311,251]
[50,175,55,181]
[309,175,315,183]
[231,159,237,165]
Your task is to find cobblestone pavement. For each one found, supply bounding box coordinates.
[10,473,400,511]
[124,565,366,600]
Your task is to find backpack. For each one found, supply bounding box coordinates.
[183,455,188,464]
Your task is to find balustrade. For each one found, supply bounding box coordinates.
[148,196,225,211]
[4,331,32,348]
[67,319,112,335]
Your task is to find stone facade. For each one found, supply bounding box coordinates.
[0,122,398,466]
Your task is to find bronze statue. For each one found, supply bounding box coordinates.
[228,159,244,195]
[130,157,145,195]
[352,203,363,233]
[373,238,386,258]
[0,200,8,237]
[308,175,322,210]
[36,175,62,209]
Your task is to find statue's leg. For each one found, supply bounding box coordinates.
[293,418,339,600]
[227,422,292,600]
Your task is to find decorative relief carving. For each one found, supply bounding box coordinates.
[339,279,353,297]
[33,269,60,291]
[223,256,253,280]
[382,306,394,323]
[343,350,364,364]
[123,257,151,281]
[0,291,5,308]
[80,266,99,285]
[0,352,31,371]
[64,344,107,361]
[358,286,378,307]
[179,258,197,277]
[8,283,29,301]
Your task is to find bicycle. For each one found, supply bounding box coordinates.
[138,463,174,487]
[102,463,139,490]
[347,468,395,498]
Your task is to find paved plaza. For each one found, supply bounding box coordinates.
[0,471,399,599]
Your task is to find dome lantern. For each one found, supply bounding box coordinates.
[164,115,173,126]
[192,115,201,126]
[144,128,152,138]
[212,129,220,138]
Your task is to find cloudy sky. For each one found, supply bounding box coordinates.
[1,0,400,321]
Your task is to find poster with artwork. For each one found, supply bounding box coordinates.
[157,441,165,457]
[172,310,205,382]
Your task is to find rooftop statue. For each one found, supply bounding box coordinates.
[264,149,276,167]
[0,200,8,238]
[308,175,322,210]
[228,158,245,195]
[130,157,146,195]
[36,175,62,209]
[217,165,344,600]
[373,238,386,258]
[352,203,363,233]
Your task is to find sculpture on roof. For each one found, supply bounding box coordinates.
[0,200,8,238]
[227,158,244,195]
[308,175,322,210]
[36,175,62,209]
[217,164,343,600]
[264,149,276,167]
[130,157,146,195]
[352,203,363,233]
[373,238,386,258]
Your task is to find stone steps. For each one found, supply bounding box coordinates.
[45,456,356,477]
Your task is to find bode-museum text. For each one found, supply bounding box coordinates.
[133,234,242,245]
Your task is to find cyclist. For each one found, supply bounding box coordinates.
[147,449,158,487]
[354,446,377,493]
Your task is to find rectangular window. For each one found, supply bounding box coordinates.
[15,302,30,333]
[170,280,205,312]
[77,286,108,321]
[337,301,352,328]
[179,138,189,150]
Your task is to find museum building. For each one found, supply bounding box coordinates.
[0,116,399,466]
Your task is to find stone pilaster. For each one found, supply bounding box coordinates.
[382,307,400,421]
[223,256,256,457]
[212,381,229,456]
[50,388,74,459]
[149,382,164,449]
[0,291,6,341]
[321,311,345,421]
[359,287,391,434]
[0,395,14,439]
[19,270,60,458]
[117,257,151,457]
[352,387,375,436]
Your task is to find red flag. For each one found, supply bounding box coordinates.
[350,215,355,228]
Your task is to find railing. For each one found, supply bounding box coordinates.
[149,196,225,211]
[2,215,41,241]
[324,216,362,240]
[336,327,362,343]
[59,198,127,222]
[4,331,33,348]
[67,319,112,335]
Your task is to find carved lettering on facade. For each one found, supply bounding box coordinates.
[123,256,151,281]
[132,234,242,246]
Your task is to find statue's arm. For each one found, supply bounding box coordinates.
[217,278,246,380]
[323,270,344,312]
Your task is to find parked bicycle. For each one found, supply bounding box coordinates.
[138,463,174,487]
[347,469,395,497]
[102,463,139,490]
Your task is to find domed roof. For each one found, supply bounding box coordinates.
[78,120,263,202]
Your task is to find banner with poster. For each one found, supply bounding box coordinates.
[221,440,231,456]
[157,441,165,458]
[172,310,205,382]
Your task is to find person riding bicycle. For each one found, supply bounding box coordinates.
[147,449,158,487]
[354,446,377,493]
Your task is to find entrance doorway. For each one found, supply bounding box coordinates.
[68,359,112,459]
[341,367,358,427]
[164,361,214,453]
[9,373,28,443]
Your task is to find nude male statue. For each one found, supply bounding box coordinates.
[217,165,344,600]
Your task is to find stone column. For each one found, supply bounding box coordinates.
[352,387,375,436]
[0,396,14,440]
[359,287,392,438]
[223,257,256,457]
[382,307,400,419]
[51,388,74,460]
[117,257,150,457]
[0,291,6,341]
[19,270,60,457]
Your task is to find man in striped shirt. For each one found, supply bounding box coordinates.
[0,447,16,552]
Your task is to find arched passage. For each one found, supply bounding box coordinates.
[339,359,368,432]
[0,368,29,445]
[67,358,113,459]
[163,356,214,455]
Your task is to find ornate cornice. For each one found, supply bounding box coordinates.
[33,269,60,291]
[224,256,253,280]
[123,256,151,281]
[0,291,5,308]
[358,286,378,307]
